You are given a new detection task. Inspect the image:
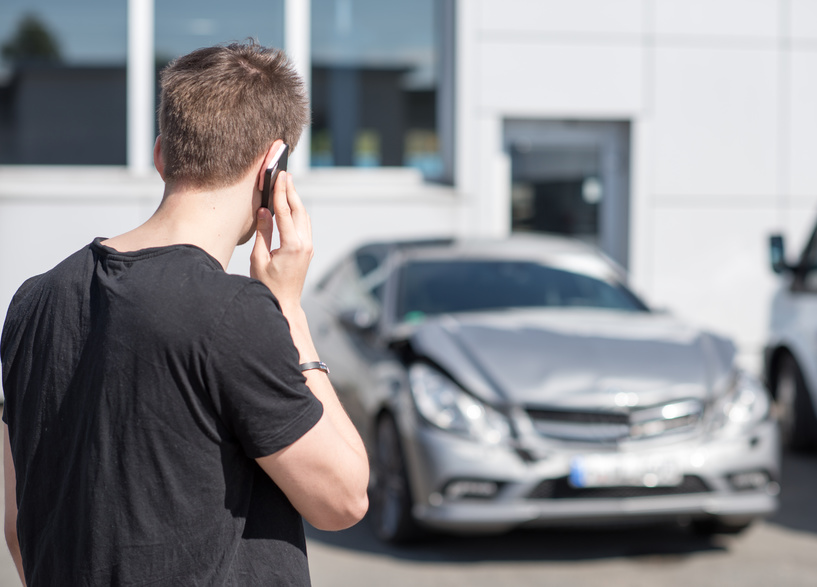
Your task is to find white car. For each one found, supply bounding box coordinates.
[766,229,817,450]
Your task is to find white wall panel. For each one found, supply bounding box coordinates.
[475,115,511,237]
[0,201,147,298]
[790,0,817,41]
[478,0,644,35]
[0,169,161,321]
[654,0,780,40]
[652,47,778,198]
[789,50,817,198]
[0,198,155,391]
[476,42,643,115]
[649,205,781,370]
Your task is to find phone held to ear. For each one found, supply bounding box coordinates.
[261,143,289,211]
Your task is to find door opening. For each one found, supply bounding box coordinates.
[505,120,631,269]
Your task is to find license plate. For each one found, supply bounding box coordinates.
[569,453,683,488]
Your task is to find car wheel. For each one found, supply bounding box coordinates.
[775,354,817,451]
[369,414,421,543]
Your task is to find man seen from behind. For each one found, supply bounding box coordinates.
[1,42,369,586]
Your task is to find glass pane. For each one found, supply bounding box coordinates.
[310,0,441,177]
[0,0,127,164]
[155,0,284,65]
[155,0,285,137]
[397,261,647,320]
[511,145,602,238]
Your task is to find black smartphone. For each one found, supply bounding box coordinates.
[261,143,289,210]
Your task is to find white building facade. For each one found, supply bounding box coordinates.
[454,0,817,370]
[2,0,816,382]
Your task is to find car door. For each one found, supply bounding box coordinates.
[305,248,393,443]
[774,228,817,408]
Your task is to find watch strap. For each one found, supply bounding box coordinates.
[299,361,330,374]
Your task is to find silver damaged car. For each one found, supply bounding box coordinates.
[304,235,780,542]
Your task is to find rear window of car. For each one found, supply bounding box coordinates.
[396,260,648,320]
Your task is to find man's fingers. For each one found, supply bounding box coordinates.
[272,171,296,240]
[283,173,312,235]
[251,173,314,303]
[272,170,292,219]
[274,172,313,250]
[285,173,306,216]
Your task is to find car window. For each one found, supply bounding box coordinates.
[356,252,381,277]
[318,244,387,291]
[396,260,647,321]
[321,254,387,321]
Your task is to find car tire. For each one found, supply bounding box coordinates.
[369,414,422,543]
[775,354,817,451]
[691,518,753,536]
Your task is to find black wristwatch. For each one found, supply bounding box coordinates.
[299,361,330,375]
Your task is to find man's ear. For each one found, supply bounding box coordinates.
[153,136,166,179]
[257,139,286,191]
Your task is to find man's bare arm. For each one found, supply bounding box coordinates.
[4,425,26,585]
[250,170,369,531]
[256,362,369,530]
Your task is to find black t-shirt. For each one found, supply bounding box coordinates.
[1,239,324,586]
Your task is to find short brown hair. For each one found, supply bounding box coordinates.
[158,41,309,189]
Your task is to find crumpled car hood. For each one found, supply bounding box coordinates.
[408,308,736,409]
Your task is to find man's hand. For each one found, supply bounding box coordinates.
[250,171,313,309]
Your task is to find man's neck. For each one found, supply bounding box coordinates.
[102,181,255,270]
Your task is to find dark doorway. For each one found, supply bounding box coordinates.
[505,120,631,269]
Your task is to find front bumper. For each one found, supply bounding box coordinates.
[400,416,781,534]
[413,491,778,534]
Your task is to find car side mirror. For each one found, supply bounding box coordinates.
[338,307,378,332]
[769,234,789,274]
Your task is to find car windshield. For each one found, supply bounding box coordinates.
[396,260,648,321]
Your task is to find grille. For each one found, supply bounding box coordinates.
[527,409,629,425]
[527,475,711,500]
[526,398,704,443]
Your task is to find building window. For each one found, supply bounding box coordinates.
[310,0,442,178]
[1,0,449,177]
[155,0,284,69]
[0,0,127,164]
[154,0,285,139]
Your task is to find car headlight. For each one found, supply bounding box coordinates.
[710,370,772,435]
[408,363,511,445]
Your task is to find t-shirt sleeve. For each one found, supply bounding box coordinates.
[204,281,323,459]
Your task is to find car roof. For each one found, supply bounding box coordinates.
[361,234,625,282]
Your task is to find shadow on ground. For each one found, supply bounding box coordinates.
[767,450,817,535]
[307,449,817,562]
[306,520,728,563]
